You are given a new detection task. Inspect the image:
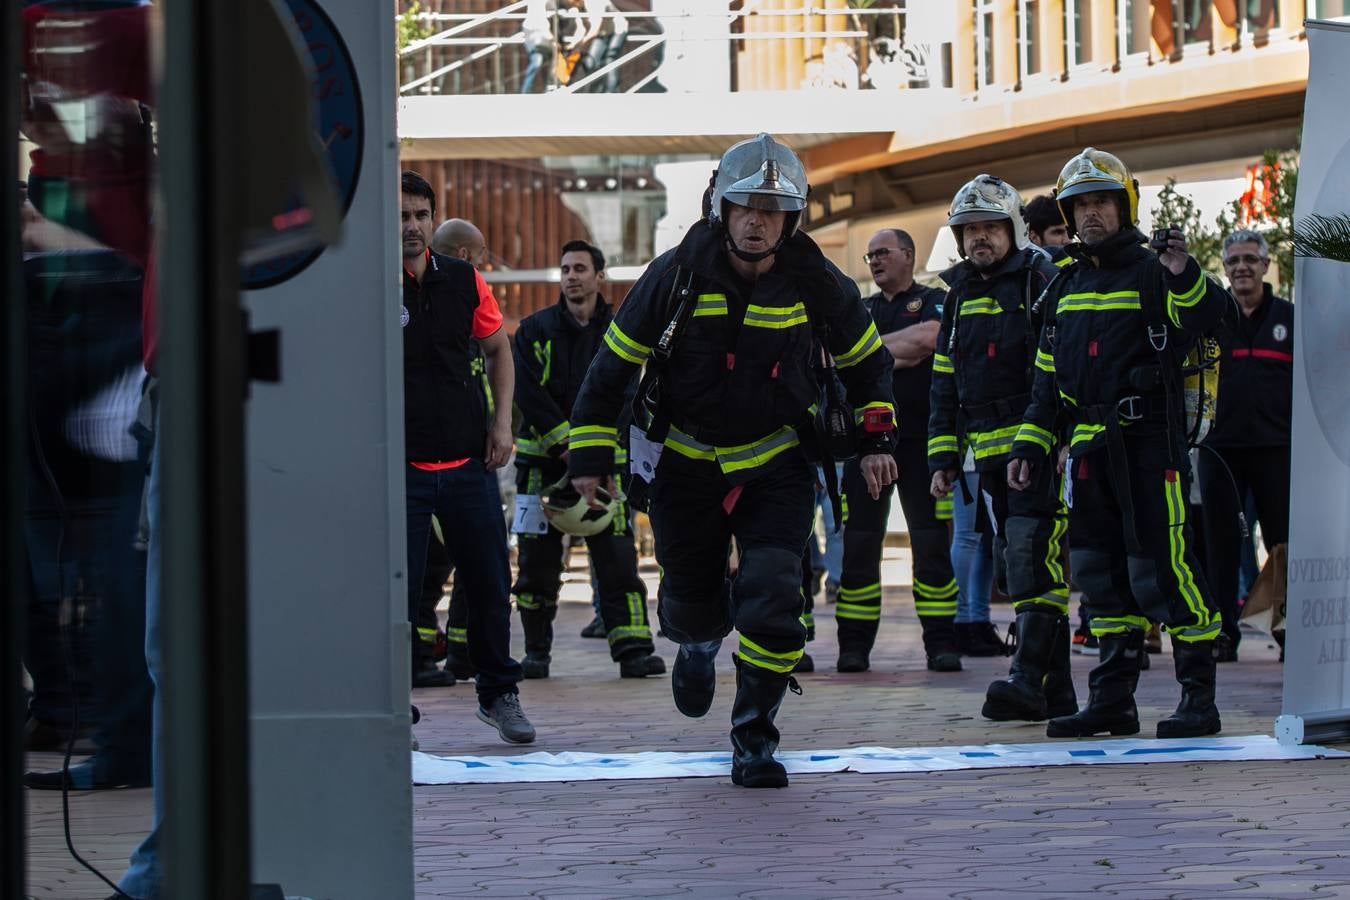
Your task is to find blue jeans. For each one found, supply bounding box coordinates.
[406,461,521,703]
[810,465,843,586]
[950,476,993,624]
[119,420,163,899]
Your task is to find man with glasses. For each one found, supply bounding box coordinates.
[1197,229,1293,662]
[835,229,964,672]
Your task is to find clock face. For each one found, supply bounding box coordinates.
[242,0,364,291]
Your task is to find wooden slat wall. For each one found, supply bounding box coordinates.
[406,156,633,331]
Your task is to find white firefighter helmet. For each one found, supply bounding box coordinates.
[541,476,622,537]
[947,174,1029,256]
[708,133,808,258]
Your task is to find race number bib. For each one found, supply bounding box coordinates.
[511,494,550,535]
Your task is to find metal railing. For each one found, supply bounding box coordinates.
[397,3,944,96]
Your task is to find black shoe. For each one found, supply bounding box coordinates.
[956,621,1008,657]
[836,650,869,673]
[521,654,551,679]
[730,661,791,789]
[619,652,667,678]
[927,652,963,672]
[413,663,456,688]
[793,652,815,673]
[579,615,607,639]
[672,640,720,718]
[1157,638,1221,738]
[25,761,151,791]
[1047,631,1143,738]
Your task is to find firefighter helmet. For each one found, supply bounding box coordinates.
[1054,147,1140,235]
[541,476,622,537]
[947,174,1028,256]
[708,133,808,260]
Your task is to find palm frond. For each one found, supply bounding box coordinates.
[1292,213,1350,262]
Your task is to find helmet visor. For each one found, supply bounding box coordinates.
[722,162,807,213]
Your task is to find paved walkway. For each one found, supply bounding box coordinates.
[24,549,1350,898]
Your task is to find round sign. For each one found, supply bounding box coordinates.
[242,0,364,290]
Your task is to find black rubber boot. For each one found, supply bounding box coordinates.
[1156,638,1222,738]
[956,621,1008,657]
[793,652,815,673]
[920,616,963,672]
[412,635,455,688]
[983,609,1059,721]
[672,639,720,718]
[1046,631,1143,737]
[519,605,556,679]
[618,650,667,678]
[1042,615,1080,719]
[444,643,476,680]
[835,619,876,672]
[730,660,792,789]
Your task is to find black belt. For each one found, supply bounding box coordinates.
[1073,392,1169,554]
[962,392,1031,424]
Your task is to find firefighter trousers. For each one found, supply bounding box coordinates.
[1067,433,1221,644]
[837,436,957,653]
[512,463,654,661]
[648,450,814,675]
[979,462,1070,615]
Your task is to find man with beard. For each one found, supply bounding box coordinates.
[1009,148,1233,739]
[929,175,1077,723]
[510,239,666,679]
[567,134,897,787]
[399,171,535,742]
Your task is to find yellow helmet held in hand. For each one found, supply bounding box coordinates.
[1054,147,1140,235]
[947,174,1028,255]
[541,476,623,537]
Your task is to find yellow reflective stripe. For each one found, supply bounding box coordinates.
[1054,255,1074,268]
[570,424,619,451]
[1045,506,1068,592]
[417,626,439,642]
[913,577,959,600]
[928,434,959,456]
[537,420,570,450]
[834,603,881,621]
[970,424,1020,459]
[446,627,468,643]
[1090,615,1150,636]
[854,401,896,426]
[736,636,802,673]
[1057,290,1141,314]
[932,353,955,374]
[1164,474,1209,627]
[692,293,728,317]
[1016,422,1054,453]
[1035,349,1056,373]
[838,582,881,600]
[1058,389,1078,407]
[603,323,651,364]
[935,494,953,521]
[516,437,544,456]
[1070,423,1106,447]
[744,301,808,330]
[715,427,800,474]
[1167,271,1207,326]
[607,625,653,643]
[958,297,1001,316]
[664,427,716,461]
[915,601,958,616]
[835,322,882,369]
[1169,621,1223,642]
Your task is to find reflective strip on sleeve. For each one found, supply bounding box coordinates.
[1166,271,1208,326]
[1035,348,1056,374]
[835,322,883,369]
[602,322,652,365]
[1070,422,1106,449]
[538,420,570,450]
[932,353,955,374]
[570,424,620,451]
[928,434,960,457]
[1015,422,1054,454]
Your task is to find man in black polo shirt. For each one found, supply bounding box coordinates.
[400,171,534,743]
[835,228,962,672]
[1198,228,1293,662]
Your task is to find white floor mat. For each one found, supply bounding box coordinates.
[412,734,1347,785]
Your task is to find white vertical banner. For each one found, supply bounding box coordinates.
[1276,19,1350,746]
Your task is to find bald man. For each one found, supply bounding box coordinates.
[433,218,488,268]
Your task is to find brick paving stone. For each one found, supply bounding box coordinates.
[23,549,1350,898]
